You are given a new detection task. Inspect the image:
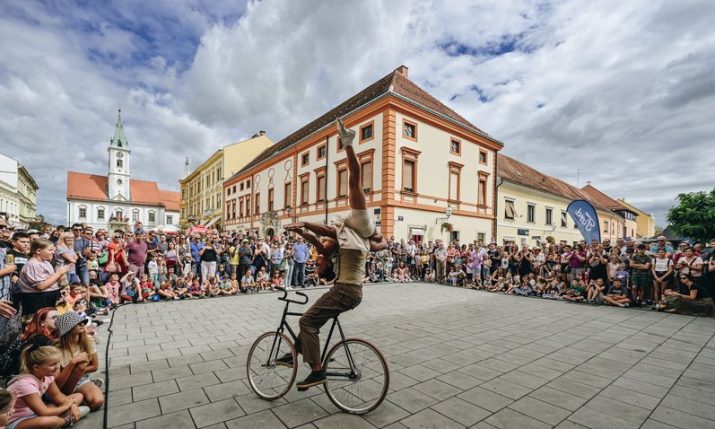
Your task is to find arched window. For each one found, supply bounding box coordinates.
[148,210,156,223]
[116,159,123,168]
[78,205,87,219]
[132,209,139,221]
[97,207,105,220]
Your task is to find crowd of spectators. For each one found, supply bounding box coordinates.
[1,213,714,427]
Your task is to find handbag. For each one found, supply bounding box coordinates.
[98,252,109,265]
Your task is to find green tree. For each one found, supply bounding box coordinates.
[666,187,715,242]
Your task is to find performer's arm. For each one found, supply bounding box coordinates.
[295,221,338,240]
[293,228,327,254]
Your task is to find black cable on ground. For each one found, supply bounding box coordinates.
[102,305,120,429]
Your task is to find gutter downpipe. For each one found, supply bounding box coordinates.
[324,136,329,224]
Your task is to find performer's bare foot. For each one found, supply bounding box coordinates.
[336,118,355,148]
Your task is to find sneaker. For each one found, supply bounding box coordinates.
[619,303,630,308]
[78,405,91,420]
[275,353,294,367]
[286,286,294,291]
[296,369,326,391]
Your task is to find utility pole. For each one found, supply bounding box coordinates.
[576,168,582,187]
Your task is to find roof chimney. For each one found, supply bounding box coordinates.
[586,180,591,185]
[395,65,409,77]
[259,130,266,136]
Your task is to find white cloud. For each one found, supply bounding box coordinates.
[0,0,713,226]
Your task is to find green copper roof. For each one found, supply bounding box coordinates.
[110,109,128,148]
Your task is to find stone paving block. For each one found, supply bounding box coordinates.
[496,370,549,390]
[159,388,211,414]
[234,393,287,414]
[107,398,161,427]
[484,408,551,429]
[508,396,571,426]
[430,396,490,426]
[387,387,440,413]
[528,386,589,411]
[436,370,482,390]
[599,384,661,410]
[651,405,715,429]
[361,399,410,428]
[457,386,512,412]
[214,366,246,383]
[177,372,221,391]
[273,398,329,428]
[190,358,229,374]
[226,409,286,429]
[404,409,466,429]
[568,405,641,429]
[132,379,179,401]
[152,364,194,382]
[203,379,251,402]
[412,379,462,401]
[313,413,377,429]
[546,377,601,399]
[479,377,532,400]
[661,392,715,421]
[130,358,169,374]
[387,372,420,392]
[109,371,154,391]
[190,398,246,428]
[611,376,670,398]
[135,410,196,429]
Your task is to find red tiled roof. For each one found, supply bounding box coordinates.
[581,184,630,212]
[159,190,180,212]
[67,171,178,209]
[67,172,108,201]
[497,154,612,212]
[129,179,161,205]
[233,66,496,179]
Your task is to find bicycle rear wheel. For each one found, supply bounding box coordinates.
[246,331,297,400]
[324,338,390,414]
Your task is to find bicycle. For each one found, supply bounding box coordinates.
[246,287,390,414]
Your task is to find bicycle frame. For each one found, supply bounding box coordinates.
[267,294,359,381]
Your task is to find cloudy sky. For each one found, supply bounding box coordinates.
[1,0,713,226]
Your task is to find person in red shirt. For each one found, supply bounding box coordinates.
[104,231,128,278]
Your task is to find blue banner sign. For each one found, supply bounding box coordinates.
[566,200,601,243]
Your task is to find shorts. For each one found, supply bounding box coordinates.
[76,374,91,391]
[7,414,38,429]
[632,274,651,290]
[343,209,376,239]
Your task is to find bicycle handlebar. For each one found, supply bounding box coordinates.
[276,286,309,305]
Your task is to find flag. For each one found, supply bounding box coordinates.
[567,200,601,243]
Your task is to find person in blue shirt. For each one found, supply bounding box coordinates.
[291,237,309,287]
[189,235,204,281]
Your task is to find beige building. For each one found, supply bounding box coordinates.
[496,154,619,245]
[17,164,39,226]
[223,66,502,243]
[180,133,273,229]
[617,198,656,239]
[0,153,39,228]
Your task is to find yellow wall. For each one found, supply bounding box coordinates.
[223,135,274,179]
[618,198,656,238]
[497,181,583,245]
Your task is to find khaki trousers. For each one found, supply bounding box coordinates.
[297,283,362,365]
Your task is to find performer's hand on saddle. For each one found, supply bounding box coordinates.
[336,118,355,148]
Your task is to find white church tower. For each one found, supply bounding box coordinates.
[107,109,131,201]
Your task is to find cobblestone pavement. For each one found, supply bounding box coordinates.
[79,283,715,428]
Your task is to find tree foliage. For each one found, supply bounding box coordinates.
[666,187,715,242]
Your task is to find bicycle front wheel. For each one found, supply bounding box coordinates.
[324,338,390,414]
[246,331,297,400]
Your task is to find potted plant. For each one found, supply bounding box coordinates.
[440,222,453,233]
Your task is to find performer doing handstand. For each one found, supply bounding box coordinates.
[279,118,387,390]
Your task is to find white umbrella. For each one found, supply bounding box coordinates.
[151,224,180,234]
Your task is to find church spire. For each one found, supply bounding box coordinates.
[110,108,128,149]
